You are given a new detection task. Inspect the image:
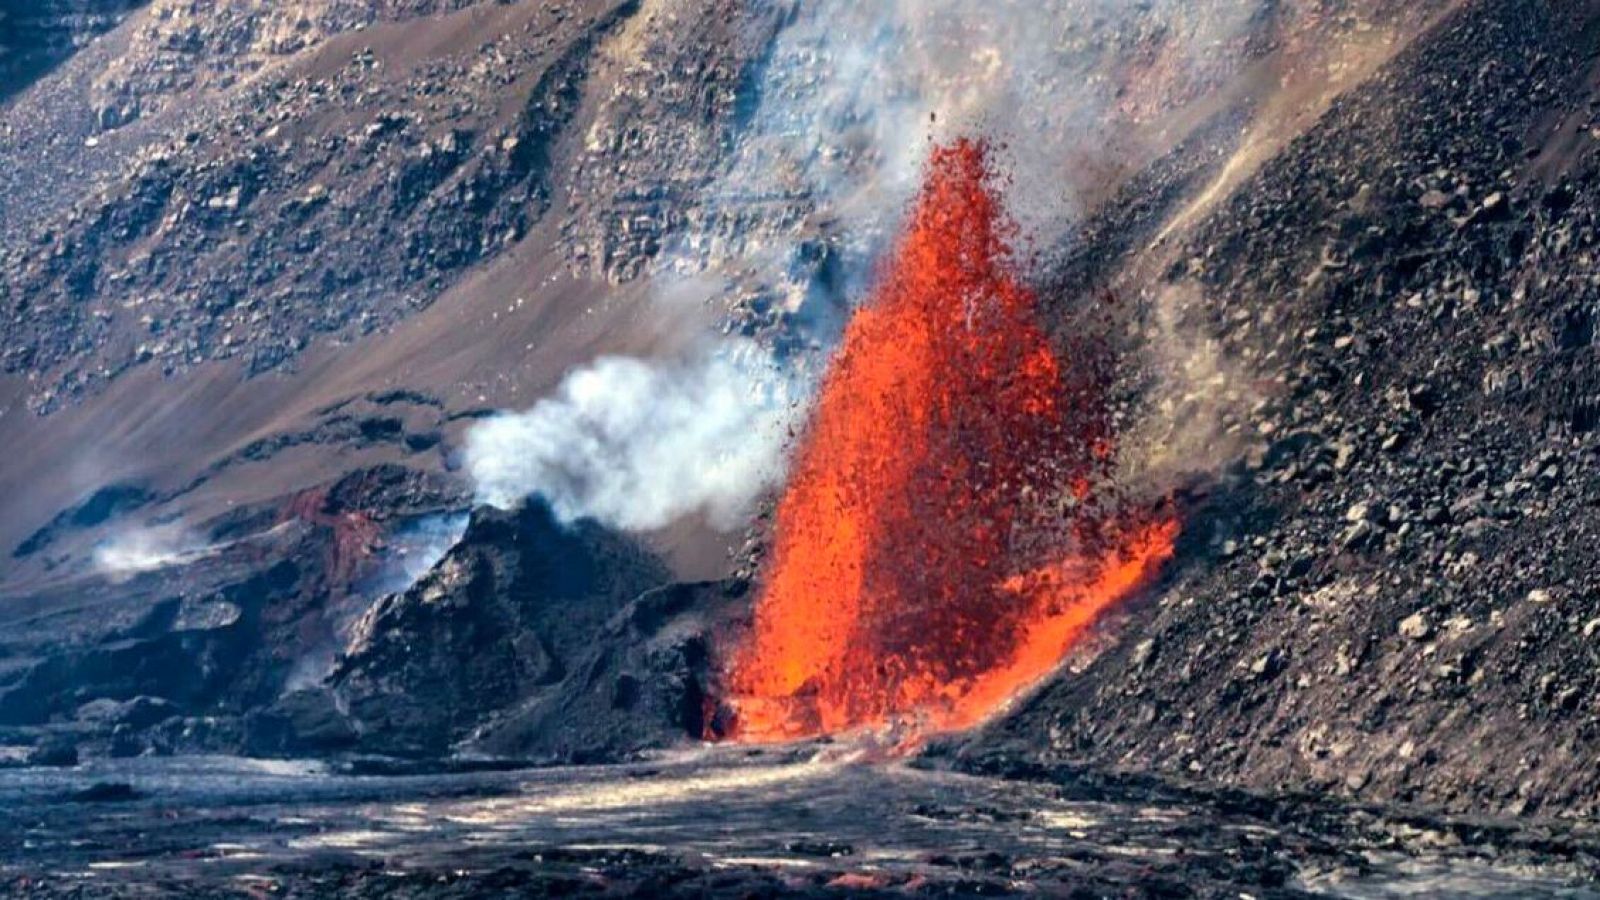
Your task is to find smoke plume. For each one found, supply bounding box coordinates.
[465,343,804,532]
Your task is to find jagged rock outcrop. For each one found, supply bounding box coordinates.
[470,578,750,761]
[327,502,674,757]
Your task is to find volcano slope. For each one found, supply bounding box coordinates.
[962,0,1600,819]
[0,0,781,758]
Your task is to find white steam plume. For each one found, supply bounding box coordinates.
[465,343,806,532]
[94,525,215,581]
[472,1,1295,537]
[684,0,1278,277]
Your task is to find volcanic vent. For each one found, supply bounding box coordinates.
[722,140,1178,743]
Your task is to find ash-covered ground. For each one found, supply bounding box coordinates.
[6,0,1600,896]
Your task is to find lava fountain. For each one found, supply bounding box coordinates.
[722,139,1178,742]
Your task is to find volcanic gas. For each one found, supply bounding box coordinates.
[723,138,1178,743]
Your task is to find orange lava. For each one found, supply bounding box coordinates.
[723,139,1178,742]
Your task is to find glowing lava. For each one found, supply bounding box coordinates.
[723,139,1178,742]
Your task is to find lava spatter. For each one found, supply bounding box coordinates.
[724,139,1177,742]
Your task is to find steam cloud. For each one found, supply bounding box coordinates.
[383,513,471,593]
[703,0,1277,270]
[94,526,213,581]
[465,344,804,532]
[474,1,1289,535]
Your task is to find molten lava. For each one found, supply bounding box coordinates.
[724,139,1178,742]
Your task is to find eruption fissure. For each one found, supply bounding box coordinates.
[724,139,1177,742]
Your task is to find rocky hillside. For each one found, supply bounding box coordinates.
[0,0,785,770]
[963,0,1600,819]
[1,0,641,412]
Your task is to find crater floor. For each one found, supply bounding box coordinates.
[1,749,1596,898]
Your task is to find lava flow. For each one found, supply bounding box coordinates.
[722,138,1178,742]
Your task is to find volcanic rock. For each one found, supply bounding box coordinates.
[470,579,750,761]
[0,1,148,102]
[0,462,464,760]
[1398,613,1432,642]
[7,0,1600,834]
[243,688,358,756]
[73,696,178,731]
[328,501,674,758]
[964,0,1600,818]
